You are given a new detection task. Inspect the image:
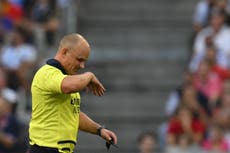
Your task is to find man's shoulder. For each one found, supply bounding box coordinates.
[36,64,62,75]
[33,64,67,85]
[32,64,67,93]
[33,64,64,83]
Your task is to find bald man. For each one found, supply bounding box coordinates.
[28,33,117,153]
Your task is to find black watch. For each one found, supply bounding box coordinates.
[97,126,105,136]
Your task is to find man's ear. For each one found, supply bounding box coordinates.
[61,47,69,55]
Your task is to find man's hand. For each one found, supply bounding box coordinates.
[100,128,118,145]
[86,74,105,96]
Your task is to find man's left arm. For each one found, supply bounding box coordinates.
[79,112,117,144]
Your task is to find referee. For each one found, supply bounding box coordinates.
[28,33,118,153]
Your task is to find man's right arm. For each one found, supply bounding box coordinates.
[61,72,105,96]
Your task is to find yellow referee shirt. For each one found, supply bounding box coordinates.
[29,59,80,152]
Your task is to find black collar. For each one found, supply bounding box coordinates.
[46,59,67,75]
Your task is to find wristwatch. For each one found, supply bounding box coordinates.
[97,126,105,136]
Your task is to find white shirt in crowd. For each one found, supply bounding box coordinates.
[190,25,230,71]
[193,0,210,27]
[1,44,37,70]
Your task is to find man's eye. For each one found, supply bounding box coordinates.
[77,59,84,62]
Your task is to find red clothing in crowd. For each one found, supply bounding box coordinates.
[1,1,23,23]
[212,65,230,81]
[202,138,229,152]
[193,72,222,100]
[168,118,206,135]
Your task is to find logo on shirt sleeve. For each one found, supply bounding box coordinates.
[70,98,80,114]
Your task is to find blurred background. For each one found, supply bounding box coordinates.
[0,0,230,153]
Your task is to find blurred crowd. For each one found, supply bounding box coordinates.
[156,0,230,153]
[0,0,70,152]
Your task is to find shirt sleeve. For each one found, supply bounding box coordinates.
[44,68,67,94]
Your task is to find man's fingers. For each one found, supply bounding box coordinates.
[109,132,118,145]
[87,75,106,96]
[101,129,118,145]
[98,83,105,91]
[91,76,105,91]
[95,84,105,96]
[96,88,104,96]
[98,89,104,96]
[90,82,105,96]
[95,82,106,96]
[98,87,105,96]
[92,88,98,96]
[93,85,100,96]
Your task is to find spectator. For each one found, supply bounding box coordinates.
[191,8,230,71]
[162,72,209,151]
[0,94,19,153]
[180,84,210,124]
[32,0,59,46]
[0,26,37,92]
[1,88,18,115]
[166,134,203,153]
[0,67,18,114]
[193,60,222,107]
[205,44,230,81]
[165,71,194,117]
[212,80,230,130]
[167,105,206,146]
[165,71,210,117]
[138,132,157,153]
[191,43,230,80]
[193,0,230,31]
[162,71,195,150]
[0,68,28,153]
[202,123,229,153]
[193,0,215,33]
[214,0,230,25]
